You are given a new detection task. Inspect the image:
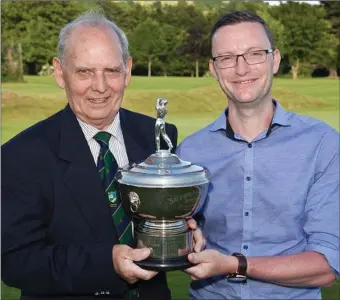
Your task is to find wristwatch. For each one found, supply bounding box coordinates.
[227,253,247,283]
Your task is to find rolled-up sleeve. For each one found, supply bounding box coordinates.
[304,129,340,275]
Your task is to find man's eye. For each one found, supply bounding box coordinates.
[106,68,121,73]
[221,56,233,62]
[249,51,264,57]
[78,69,90,74]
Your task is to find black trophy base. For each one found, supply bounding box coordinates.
[135,255,192,271]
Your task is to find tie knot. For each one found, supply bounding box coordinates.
[94,131,111,145]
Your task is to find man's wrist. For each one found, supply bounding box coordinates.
[227,253,248,283]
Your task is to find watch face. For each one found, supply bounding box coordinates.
[227,275,247,283]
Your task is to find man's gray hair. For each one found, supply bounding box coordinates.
[57,10,130,67]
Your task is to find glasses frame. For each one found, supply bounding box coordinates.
[212,49,274,69]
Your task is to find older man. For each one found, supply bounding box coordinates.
[1,11,203,300]
[177,10,339,300]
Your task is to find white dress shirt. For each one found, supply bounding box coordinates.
[77,112,129,168]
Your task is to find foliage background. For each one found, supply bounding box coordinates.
[1,0,340,80]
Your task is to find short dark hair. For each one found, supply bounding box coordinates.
[210,11,275,55]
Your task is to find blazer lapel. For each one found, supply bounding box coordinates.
[57,106,117,241]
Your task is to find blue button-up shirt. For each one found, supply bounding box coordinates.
[176,101,339,299]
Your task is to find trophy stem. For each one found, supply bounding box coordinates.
[134,219,193,271]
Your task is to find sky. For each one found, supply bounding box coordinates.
[264,1,320,5]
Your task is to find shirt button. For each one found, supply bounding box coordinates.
[245,212,249,216]
[243,245,248,250]
[248,143,252,148]
[246,176,251,181]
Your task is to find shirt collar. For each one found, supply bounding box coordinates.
[271,100,291,127]
[209,99,291,134]
[210,110,227,132]
[77,112,124,144]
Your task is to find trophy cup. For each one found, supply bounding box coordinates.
[115,98,210,271]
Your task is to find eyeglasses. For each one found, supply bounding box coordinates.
[212,49,274,69]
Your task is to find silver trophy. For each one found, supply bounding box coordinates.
[115,98,210,271]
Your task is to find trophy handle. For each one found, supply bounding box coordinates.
[128,191,140,213]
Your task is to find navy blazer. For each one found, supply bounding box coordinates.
[1,105,178,300]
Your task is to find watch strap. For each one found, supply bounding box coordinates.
[227,252,247,283]
[232,252,247,276]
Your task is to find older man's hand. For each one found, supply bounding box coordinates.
[187,218,206,253]
[112,245,158,284]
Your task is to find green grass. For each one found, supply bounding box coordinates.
[1,76,338,104]
[1,75,216,97]
[273,78,340,108]
[1,76,339,299]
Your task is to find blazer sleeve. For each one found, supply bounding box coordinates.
[1,146,127,297]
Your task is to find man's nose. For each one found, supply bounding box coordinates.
[91,72,108,93]
[235,55,251,76]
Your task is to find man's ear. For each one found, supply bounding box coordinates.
[124,57,133,88]
[272,48,281,75]
[53,57,65,89]
[209,59,219,81]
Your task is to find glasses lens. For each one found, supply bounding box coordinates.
[217,55,236,68]
[245,50,266,64]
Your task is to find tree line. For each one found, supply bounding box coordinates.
[2,0,339,81]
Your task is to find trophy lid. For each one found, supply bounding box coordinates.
[116,150,210,188]
[116,98,210,188]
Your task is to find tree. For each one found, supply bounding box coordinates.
[321,1,340,36]
[158,24,185,77]
[1,1,30,80]
[311,23,339,78]
[149,1,209,76]
[1,43,24,82]
[2,0,336,79]
[272,2,332,79]
[254,6,287,55]
[177,26,210,78]
[174,4,210,77]
[1,1,87,76]
[96,0,149,36]
[129,19,166,77]
[320,1,340,77]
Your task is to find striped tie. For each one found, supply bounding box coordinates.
[94,132,133,245]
